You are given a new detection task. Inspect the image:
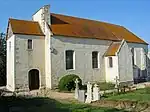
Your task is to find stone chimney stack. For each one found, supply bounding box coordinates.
[32,5,50,33]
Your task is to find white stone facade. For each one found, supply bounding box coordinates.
[50,36,111,87]
[7,34,45,91]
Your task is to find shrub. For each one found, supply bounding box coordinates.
[58,74,82,91]
[97,82,115,91]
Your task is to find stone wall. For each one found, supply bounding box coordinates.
[118,41,133,83]
[14,34,45,91]
[51,36,112,87]
[127,43,148,81]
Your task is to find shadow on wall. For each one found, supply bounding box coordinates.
[134,55,150,84]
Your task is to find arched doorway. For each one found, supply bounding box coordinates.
[29,69,39,90]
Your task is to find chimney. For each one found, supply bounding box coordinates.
[32,5,50,33]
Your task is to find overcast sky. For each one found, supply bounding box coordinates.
[0,0,149,46]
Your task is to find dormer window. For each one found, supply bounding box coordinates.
[28,39,33,50]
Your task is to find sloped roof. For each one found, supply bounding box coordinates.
[51,13,147,44]
[9,18,44,36]
[105,42,121,56]
[8,13,147,45]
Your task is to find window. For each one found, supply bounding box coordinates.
[9,41,11,51]
[92,51,98,68]
[131,48,134,65]
[28,39,33,49]
[66,50,74,70]
[108,57,113,68]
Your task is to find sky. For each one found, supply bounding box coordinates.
[0,0,150,45]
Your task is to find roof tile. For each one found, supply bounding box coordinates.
[51,13,147,44]
[105,42,121,56]
[9,18,44,36]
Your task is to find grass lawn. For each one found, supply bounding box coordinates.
[105,88,150,103]
[0,96,126,112]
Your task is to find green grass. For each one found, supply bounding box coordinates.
[105,88,150,103]
[0,96,126,112]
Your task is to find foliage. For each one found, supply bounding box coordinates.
[58,74,82,91]
[97,82,115,91]
[0,33,6,86]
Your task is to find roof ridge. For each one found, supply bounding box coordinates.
[51,13,122,27]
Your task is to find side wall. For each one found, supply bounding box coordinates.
[127,43,148,81]
[15,34,45,91]
[51,36,112,87]
[105,56,119,83]
[6,35,15,91]
[118,41,133,83]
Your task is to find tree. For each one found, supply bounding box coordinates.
[0,33,6,86]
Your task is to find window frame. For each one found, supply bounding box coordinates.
[92,51,99,69]
[65,50,75,70]
[27,39,33,50]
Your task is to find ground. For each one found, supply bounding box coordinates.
[105,88,150,103]
[1,87,150,112]
[0,96,126,112]
[0,88,126,112]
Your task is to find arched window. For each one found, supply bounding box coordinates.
[66,50,74,70]
[92,51,99,68]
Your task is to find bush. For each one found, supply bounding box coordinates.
[58,74,82,91]
[97,82,115,91]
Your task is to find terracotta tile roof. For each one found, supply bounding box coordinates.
[8,13,148,45]
[9,18,44,36]
[51,13,148,44]
[105,42,121,56]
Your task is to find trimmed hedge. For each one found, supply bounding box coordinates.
[58,74,82,91]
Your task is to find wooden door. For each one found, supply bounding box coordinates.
[29,69,39,90]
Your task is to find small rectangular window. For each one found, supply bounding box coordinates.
[92,51,98,68]
[131,48,134,65]
[66,50,74,70]
[9,41,11,51]
[108,57,113,68]
[28,39,32,49]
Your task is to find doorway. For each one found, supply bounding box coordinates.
[28,69,40,90]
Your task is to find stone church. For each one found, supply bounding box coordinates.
[6,5,149,92]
